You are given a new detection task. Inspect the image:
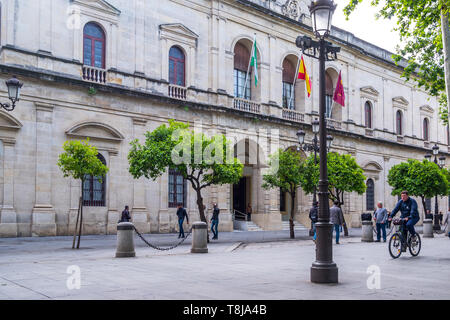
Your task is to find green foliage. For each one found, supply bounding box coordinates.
[128,120,243,190]
[387,159,448,199]
[88,87,97,95]
[262,148,304,195]
[344,0,450,125]
[57,139,108,182]
[301,152,367,205]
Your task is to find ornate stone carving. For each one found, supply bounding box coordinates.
[281,0,300,20]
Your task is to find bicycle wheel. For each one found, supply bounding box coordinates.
[389,233,402,259]
[408,233,421,256]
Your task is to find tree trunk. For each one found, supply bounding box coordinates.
[421,196,427,220]
[441,7,450,119]
[195,188,210,243]
[289,191,295,239]
[337,191,348,236]
[72,196,81,249]
[76,179,84,249]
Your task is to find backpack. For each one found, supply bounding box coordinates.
[310,207,318,222]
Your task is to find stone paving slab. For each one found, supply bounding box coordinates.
[0,228,447,300]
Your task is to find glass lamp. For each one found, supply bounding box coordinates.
[308,0,337,39]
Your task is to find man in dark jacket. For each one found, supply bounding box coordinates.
[309,202,319,241]
[330,201,344,244]
[388,190,420,249]
[120,206,131,223]
[211,203,220,240]
[176,204,189,238]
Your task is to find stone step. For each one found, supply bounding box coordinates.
[281,221,309,231]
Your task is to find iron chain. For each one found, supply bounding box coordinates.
[133,225,192,251]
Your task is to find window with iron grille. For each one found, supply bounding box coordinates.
[423,118,429,141]
[282,59,295,109]
[83,22,105,68]
[366,179,375,211]
[234,69,251,100]
[169,169,187,208]
[83,154,106,207]
[280,188,286,212]
[169,46,185,86]
[282,82,295,109]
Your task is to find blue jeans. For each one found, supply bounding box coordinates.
[376,223,386,241]
[211,219,219,238]
[334,224,340,243]
[312,222,317,240]
[178,218,185,237]
[405,217,419,236]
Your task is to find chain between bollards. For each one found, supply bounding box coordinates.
[133,225,192,251]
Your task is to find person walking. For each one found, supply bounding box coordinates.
[374,201,388,242]
[330,200,344,244]
[176,204,189,238]
[211,203,220,240]
[119,205,131,223]
[309,201,319,241]
[246,203,252,221]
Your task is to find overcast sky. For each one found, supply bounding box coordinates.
[331,0,401,53]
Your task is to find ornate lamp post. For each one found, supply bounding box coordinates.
[1,76,23,112]
[296,0,340,283]
[425,144,446,231]
[297,121,333,206]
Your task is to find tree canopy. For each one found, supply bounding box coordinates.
[301,152,367,206]
[387,159,448,213]
[128,120,243,223]
[57,139,109,182]
[262,148,305,238]
[344,0,450,125]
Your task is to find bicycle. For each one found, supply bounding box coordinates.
[388,218,421,259]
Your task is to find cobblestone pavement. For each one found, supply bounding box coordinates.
[1,226,448,300]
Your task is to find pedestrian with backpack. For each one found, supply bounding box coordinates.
[309,201,319,241]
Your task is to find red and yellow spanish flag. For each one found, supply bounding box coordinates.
[298,56,312,98]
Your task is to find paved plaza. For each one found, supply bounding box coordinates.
[0,228,449,300]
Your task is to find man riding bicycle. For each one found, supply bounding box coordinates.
[388,190,420,251]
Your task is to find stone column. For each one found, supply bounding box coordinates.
[0,139,17,237]
[39,0,52,54]
[106,151,119,235]
[134,0,145,74]
[131,118,150,233]
[31,103,56,237]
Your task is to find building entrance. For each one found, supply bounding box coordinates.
[233,177,247,219]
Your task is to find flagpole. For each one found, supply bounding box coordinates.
[243,34,256,99]
[288,55,301,109]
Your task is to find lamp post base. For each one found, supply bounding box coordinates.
[311,262,338,283]
[433,214,441,231]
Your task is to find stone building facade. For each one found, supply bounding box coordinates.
[0,0,448,237]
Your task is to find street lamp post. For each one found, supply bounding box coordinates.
[296,0,340,283]
[425,144,446,231]
[1,76,24,112]
[297,121,333,207]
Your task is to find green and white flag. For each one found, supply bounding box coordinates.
[250,38,258,87]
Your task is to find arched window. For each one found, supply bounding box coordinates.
[366,179,375,211]
[282,59,296,109]
[423,118,429,141]
[83,154,106,207]
[325,72,333,118]
[396,110,403,135]
[365,101,372,128]
[169,46,186,87]
[234,42,251,100]
[83,22,105,68]
[169,169,186,208]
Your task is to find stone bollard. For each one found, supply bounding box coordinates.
[191,221,208,253]
[422,219,434,238]
[115,222,136,258]
[361,221,374,242]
